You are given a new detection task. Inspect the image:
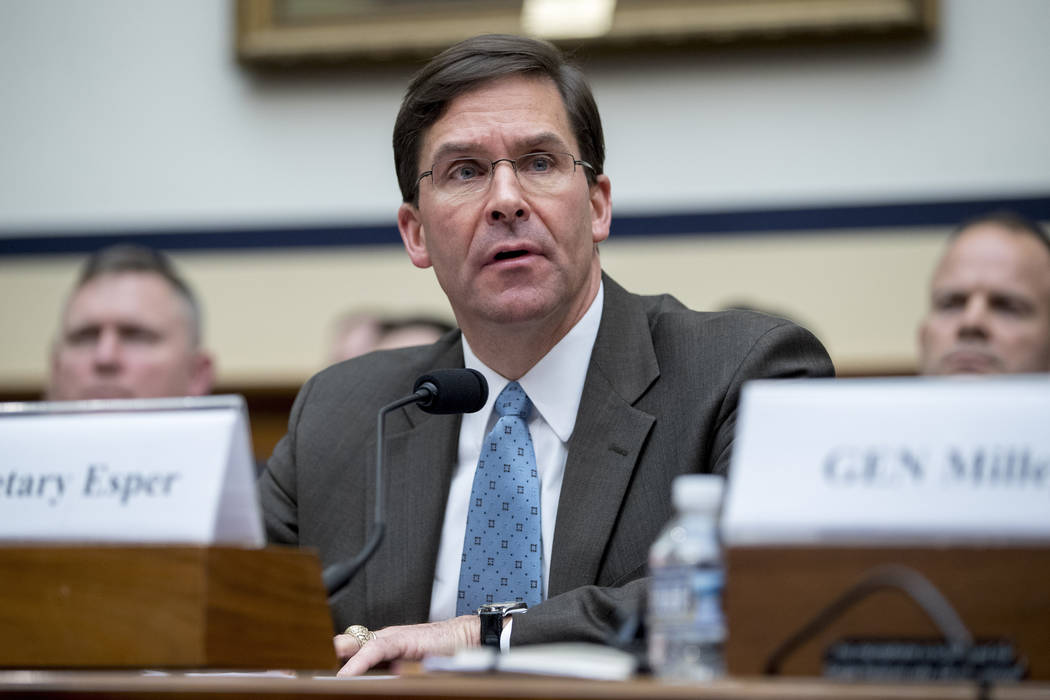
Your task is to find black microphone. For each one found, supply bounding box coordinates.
[414,369,489,414]
[323,368,488,598]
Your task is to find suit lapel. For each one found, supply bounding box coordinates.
[363,341,464,626]
[548,275,659,595]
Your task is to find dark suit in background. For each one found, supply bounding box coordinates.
[260,275,833,643]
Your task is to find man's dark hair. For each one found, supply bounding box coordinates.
[73,243,203,345]
[393,34,605,204]
[953,210,1050,258]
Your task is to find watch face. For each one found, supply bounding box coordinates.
[479,601,527,614]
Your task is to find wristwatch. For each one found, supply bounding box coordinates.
[478,601,528,650]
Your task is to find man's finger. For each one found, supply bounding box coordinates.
[333,633,362,660]
[337,637,399,676]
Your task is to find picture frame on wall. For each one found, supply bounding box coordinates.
[236,0,936,65]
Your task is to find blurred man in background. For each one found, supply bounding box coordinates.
[918,211,1050,375]
[46,244,214,400]
[326,310,455,366]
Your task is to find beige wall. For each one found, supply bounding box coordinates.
[2,1,1047,391]
[601,228,944,374]
[0,227,946,392]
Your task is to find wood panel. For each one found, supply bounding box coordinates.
[726,545,1050,680]
[0,546,336,670]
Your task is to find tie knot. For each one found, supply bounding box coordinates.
[495,381,531,418]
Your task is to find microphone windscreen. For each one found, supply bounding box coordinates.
[414,368,488,415]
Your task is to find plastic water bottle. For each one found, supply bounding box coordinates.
[647,474,726,682]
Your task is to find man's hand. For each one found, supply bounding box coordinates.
[334,614,479,676]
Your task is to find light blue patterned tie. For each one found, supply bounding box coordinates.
[456,381,543,615]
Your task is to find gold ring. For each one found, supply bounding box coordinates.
[344,624,377,649]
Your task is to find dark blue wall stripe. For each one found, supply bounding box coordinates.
[613,195,1050,237]
[0,223,402,256]
[1,194,1047,257]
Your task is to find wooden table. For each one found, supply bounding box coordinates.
[2,671,1049,700]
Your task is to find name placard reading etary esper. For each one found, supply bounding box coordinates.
[0,396,263,545]
[722,376,1050,545]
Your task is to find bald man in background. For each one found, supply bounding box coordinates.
[326,311,455,366]
[918,212,1050,375]
[47,244,214,401]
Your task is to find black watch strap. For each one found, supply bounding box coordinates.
[478,601,527,650]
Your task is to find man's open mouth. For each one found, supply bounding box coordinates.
[494,249,529,261]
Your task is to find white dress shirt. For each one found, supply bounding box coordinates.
[428,282,605,641]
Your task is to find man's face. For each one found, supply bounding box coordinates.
[48,272,213,400]
[397,75,611,336]
[918,223,1050,375]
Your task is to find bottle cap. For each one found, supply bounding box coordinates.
[672,474,724,513]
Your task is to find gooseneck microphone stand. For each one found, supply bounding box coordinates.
[322,369,487,599]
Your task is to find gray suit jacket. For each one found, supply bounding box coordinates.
[260,274,833,644]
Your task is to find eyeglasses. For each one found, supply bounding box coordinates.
[417,152,594,198]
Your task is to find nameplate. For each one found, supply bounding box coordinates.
[0,395,263,545]
[722,376,1050,545]
[823,639,1026,682]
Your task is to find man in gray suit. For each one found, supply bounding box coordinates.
[259,34,833,675]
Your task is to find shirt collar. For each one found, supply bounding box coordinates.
[462,280,603,442]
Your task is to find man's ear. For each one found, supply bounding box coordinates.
[188,351,215,396]
[916,310,938,374]
[590,174,612,245]
[398,202,432,269]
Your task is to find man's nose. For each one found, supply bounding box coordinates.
[486,161,530,223]
[92,328,123,370]
[958,296,990,340]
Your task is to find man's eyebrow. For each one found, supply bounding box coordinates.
[427,142,484,168]
[62,323,101,343]
[516,132,570,153]
[989,290,1037,309]
[65,320,100,334]
[426,132,572,167]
